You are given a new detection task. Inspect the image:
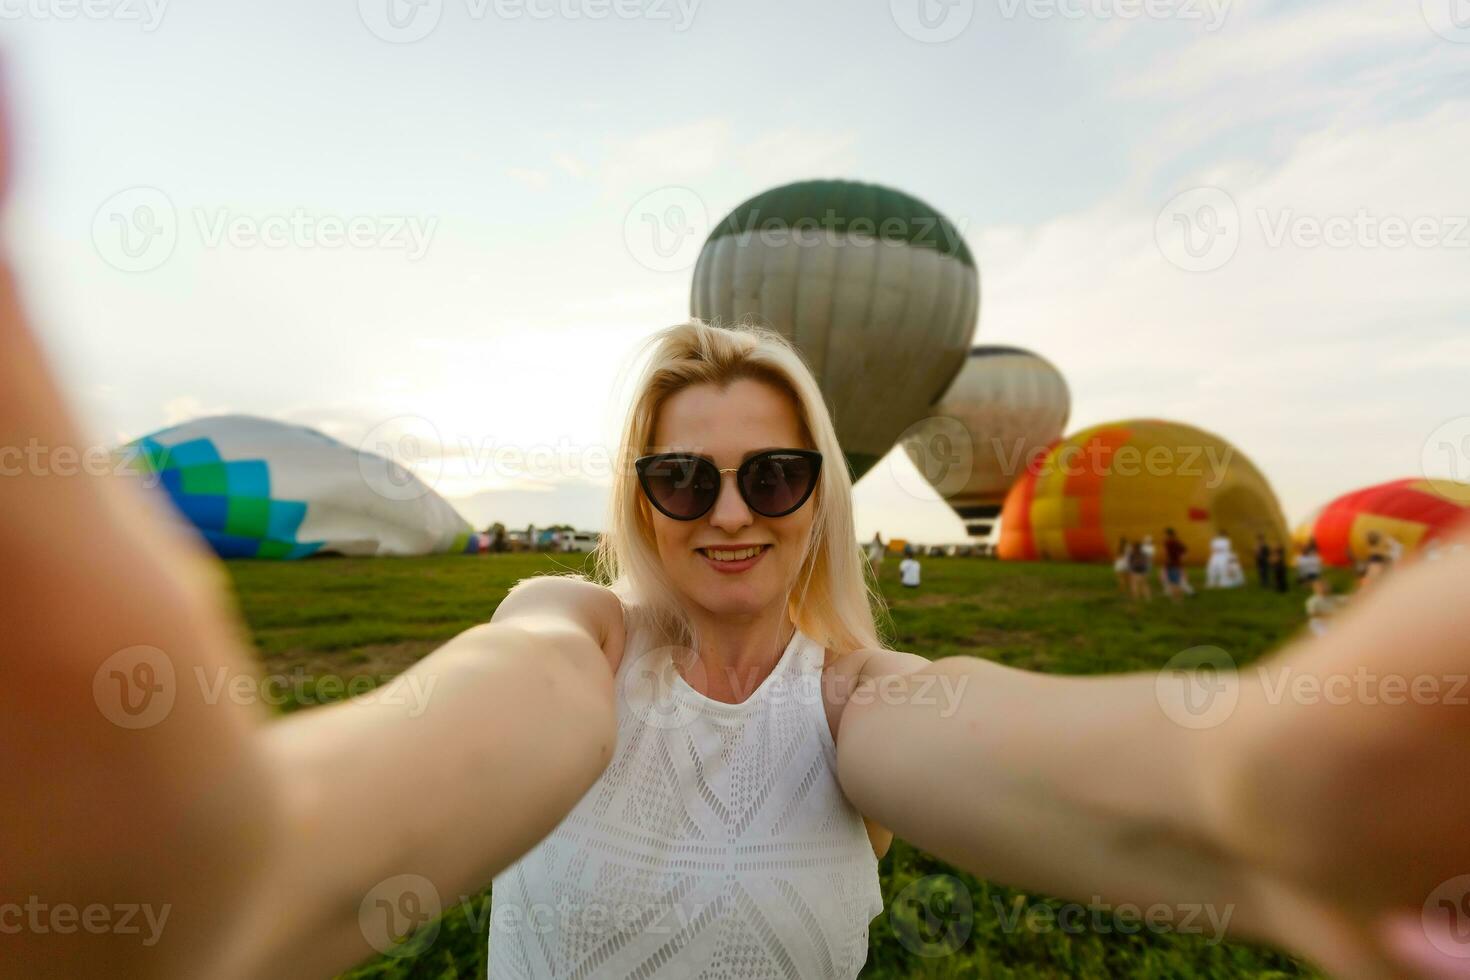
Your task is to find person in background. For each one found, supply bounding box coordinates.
[1385,531,1404,565]
[1255,533,1272,588]
[527,523,537,553]
[1295,538,1323,586]
[1141,534,1157,579]
[899,546,921,590]
[1361,530,1392,587]
[1127,539,1152,602]
[865,532,885,580]
[1206,528,1232,588]
[1114,536,1132,593]
[1223,545,1247,588]
[1161,527,1188,603]
[1306,577,1347,637]
[1272,545,1289,593]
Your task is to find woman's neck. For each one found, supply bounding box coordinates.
[680,607,797,705]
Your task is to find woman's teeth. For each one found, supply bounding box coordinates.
[701,545,767,562]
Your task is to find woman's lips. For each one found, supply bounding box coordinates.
[697,544,770,574]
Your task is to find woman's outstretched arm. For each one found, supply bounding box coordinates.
[835,538,1470,980]
[0,111,618,979]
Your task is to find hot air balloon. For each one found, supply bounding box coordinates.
[1295,478,1470,567]
[119,415,474,559]
[901,346,1070,539]
[997,419,1287,565]
[690,179,978,479]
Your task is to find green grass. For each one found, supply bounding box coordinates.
[217,553,1349,979]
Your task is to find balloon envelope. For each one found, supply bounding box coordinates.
[691,179,978,479]
[121,415,474,559]
[997,419,1287,565]
[902,346,1070,539]
[1297,478,1470,566]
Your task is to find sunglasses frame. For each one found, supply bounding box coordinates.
[634,448,823,522]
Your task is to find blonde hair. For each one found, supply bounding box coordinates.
[578,319,890,657]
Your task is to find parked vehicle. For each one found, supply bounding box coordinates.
[561,531,599,553]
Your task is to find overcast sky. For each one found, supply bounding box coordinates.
[4,0,1468,541]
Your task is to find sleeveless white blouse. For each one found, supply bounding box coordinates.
[487,620,884,978]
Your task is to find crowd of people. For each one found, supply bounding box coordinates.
[869,524,1453,639]
[1108,525,1452,637]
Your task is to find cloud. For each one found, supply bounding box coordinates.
[966,94,1470,523]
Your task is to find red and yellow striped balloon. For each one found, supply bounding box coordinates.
[997,419,1287,565]
[1296,478,1470,566]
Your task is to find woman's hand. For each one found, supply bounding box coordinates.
[1218,526,1470,977]
[835,525,1470,979]
[0,77,617,980]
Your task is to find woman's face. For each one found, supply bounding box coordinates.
[645,378,817,620]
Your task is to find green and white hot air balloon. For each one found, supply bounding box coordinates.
[902,346,1070,539]
[691,179,979,480]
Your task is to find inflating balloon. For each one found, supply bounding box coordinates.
[119,415,474,559]
[902,346,1070,539]
[1295,477,1470,566]
[691,179,978,479]
[997,419,1287,565]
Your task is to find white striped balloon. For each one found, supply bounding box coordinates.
[901,346,1070,539]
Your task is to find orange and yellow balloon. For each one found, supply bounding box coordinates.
[997,419,1287,565]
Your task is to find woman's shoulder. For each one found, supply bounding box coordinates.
[495,574,629,673]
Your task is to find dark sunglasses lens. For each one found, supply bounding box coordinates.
[643,456,717,518]
[741,453,816,516]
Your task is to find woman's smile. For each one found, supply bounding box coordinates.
[696,543,773,573]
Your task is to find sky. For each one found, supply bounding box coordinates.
[4,0,1468,542]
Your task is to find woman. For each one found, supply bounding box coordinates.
[6,167,1470,980]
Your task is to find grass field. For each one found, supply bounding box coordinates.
[219,552,1350,979]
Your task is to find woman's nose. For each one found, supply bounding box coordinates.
[707,471,753,530]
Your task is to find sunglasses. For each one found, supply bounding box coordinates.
[634,449,823,521]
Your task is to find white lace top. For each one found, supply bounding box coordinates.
[487,619,884,978]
